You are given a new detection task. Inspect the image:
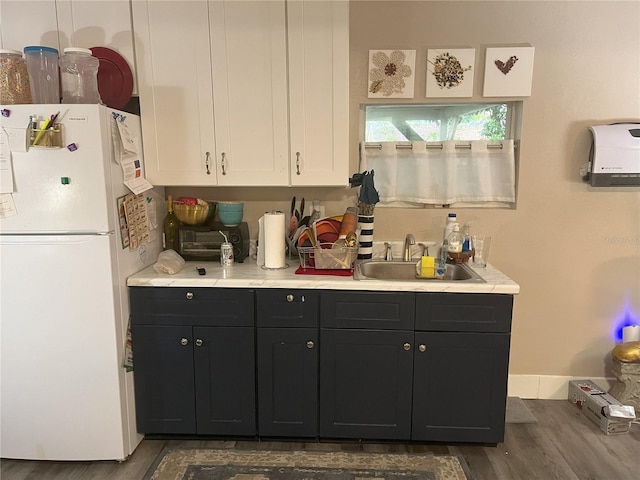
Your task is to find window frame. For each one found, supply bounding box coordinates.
[359,101,522,209]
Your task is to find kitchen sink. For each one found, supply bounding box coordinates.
[353,260,485,282]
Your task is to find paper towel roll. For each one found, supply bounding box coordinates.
[264,211,286,269]
[622,325,640,343]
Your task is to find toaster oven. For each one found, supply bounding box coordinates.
[176,222,249,262]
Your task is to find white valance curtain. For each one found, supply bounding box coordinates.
[360,140,516,205]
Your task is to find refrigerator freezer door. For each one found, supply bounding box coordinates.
[0,105,134,234]
[0,233,138,460]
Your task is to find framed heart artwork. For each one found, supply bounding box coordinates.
[483,46,535,97]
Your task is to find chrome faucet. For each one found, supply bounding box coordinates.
[384,242,394,261]
[403,234,415,261]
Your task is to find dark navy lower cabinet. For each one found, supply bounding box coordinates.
[319,328,414,440]
[257,327,318,437]
[256,289,319,438]
[131,324,197,434]
[130,287,514,444]
[411,331,510,443]
[130,287,256,436]
[319,291,415,440]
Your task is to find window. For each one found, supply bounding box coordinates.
[361,102,521,208]
[364,103,516,142]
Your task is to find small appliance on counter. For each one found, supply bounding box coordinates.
[176,222,249,262]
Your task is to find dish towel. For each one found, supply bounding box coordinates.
[123,318,133,372]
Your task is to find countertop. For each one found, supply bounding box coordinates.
[127,258,520,294]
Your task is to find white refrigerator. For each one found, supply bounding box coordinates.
[0,104,164,461]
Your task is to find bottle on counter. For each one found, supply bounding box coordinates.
[443,213,458,242]
[461,222,472,252]
[436,239,448,278]
[446,224,463,253]
[162,195,180,250]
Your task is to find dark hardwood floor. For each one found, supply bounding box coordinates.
[1,400,638,480]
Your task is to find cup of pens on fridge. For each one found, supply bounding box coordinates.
[29,110,63,148]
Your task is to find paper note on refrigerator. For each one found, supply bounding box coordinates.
[111,116,138,163]
[0,193,17,218]
[0,128,16,193]
[110,117,153,194]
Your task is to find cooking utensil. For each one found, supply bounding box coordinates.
[289,196,299,238]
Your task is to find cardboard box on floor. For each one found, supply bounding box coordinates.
[567,380,635,435]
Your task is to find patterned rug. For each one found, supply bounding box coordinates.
[144,448,470,480]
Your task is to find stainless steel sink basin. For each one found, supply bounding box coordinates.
[353,260,485,282]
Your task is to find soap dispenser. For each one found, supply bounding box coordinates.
[447,224,463,253]
[443,213,458,242]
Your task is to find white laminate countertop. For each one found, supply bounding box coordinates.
[127,258,520,294]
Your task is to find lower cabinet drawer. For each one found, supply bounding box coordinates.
[415,293,513,332]
[130,287,254,326]
[320,291,415,330]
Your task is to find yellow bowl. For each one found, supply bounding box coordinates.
[173,202,210,225]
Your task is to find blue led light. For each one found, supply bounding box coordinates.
[612,301,640,343]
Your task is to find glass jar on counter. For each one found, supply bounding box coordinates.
[59,47,101,104]
[0,49,33,105]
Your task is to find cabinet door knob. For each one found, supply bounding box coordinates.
[403,342,411,351]
[286,294,294,302]
[205,151,211,175]
[306,341,314,349]
[186,292,194,300]
[221,152,227,175]
[195,339,203,347]
[295,152,301,175]
[180,338,189,346]
[419,344,427,352]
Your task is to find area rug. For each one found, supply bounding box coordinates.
[505,396,538,423]
[144,448,470,480]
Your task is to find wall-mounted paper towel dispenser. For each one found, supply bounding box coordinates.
[584,123,640,187]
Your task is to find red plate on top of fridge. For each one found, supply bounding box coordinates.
[90,47,133,110]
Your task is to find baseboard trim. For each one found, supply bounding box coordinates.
[508,375,615,399]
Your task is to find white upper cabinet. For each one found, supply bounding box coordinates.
[0,1,59,51]
[132,0,349,186]
[56,0,138,94]
[132,0,217,186]
[209,0,290,186]
[0,1,136,93]
[287,1,349,186]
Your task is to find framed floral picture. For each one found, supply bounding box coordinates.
[426,48,475,98]
[483,46,535,97]
[368,49,416,98]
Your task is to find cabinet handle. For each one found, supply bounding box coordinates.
[403,342,411,351]
[286,294,294,302]
[295,152,301,175]
[419,344,427,352]
[306,341,314,349]
[186,292,194,300]
[180,338,189,346]
[221,152,227,175]
[205,151,211,175]
[195,339,203,347]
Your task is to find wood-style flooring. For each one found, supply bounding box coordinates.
[1,400,639,480]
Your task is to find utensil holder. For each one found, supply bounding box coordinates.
[357,215,374,259]
[30,125,63,148]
